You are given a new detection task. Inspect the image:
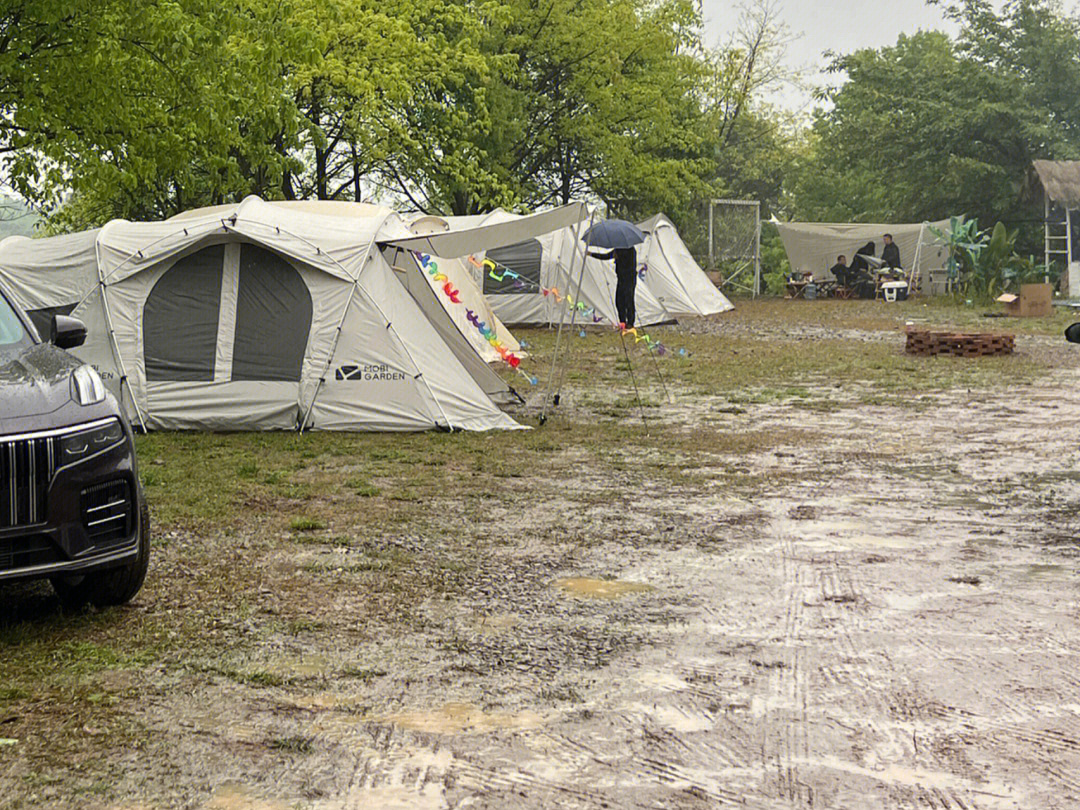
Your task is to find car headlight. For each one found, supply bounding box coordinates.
[71,365,106,406]
[58,419,126,466]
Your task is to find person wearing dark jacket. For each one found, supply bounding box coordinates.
[849,241,876,275]
[881,234,901,269]
[829,255,850,287]
[848,242,877,299]
[588,246,638,327]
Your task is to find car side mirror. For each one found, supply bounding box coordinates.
[51,314,87,349]
[1066,323,1080,344]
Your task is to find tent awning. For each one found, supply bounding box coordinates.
[383,202,588,258]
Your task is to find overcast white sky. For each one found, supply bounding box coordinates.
[699,0,960,111]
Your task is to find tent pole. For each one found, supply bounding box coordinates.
[619,330,648,432]
[1045,193,1051,285]
[299,281,359,433]
[93,233,147,433]
[1067,207,1073,291]
[753,201,761,298]
[76,219,230,310]
[552,209,599,404]
[708,200,714,270]
[540,205,593,424]
[646,341,671,404]
[912,222,926,295]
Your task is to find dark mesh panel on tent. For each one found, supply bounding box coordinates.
[231,244,312,382]
[484,239,542,295]
[25,303,76,341]
[144,245,224,381]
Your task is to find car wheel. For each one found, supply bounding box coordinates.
[52,498,150,609]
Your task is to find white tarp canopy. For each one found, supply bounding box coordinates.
[0,196,560,432]
[637,213,733,317]
[776,220,950,282]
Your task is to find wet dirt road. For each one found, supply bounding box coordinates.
[172,372,1080,809]
[6,333,1080,810]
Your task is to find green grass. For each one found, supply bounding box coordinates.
[289,516,327,532]
[127,307,1053,534]
[270,735,314,754]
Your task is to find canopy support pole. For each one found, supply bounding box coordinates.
[552,209,599,406]
[540,209,595,423]
[911,222,927,295]
[619,330,648,432]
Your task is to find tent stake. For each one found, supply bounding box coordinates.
[619,330,648,433]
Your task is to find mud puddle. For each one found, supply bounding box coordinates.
[378,703,545,734]
[552,577,653,598]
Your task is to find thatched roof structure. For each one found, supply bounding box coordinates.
[1032,160,1080,208]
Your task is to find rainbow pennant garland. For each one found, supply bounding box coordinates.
[466,255,667,355]
[414,252,539,385]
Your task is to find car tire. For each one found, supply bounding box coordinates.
[52,497,150,609]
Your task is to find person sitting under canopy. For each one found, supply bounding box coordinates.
[829,255,850,287]
[847,242,879,299]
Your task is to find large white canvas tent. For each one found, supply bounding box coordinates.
[0,197,585,431]
[449,210,733,327]
[776,220,950,285]
[436,210,669,328]
[173,202,524,370]
[636,214,733,317]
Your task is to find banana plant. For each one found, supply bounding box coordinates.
[928,216,986,286]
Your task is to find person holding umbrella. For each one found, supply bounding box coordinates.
[584,219,646,328]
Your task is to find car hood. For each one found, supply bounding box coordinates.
[0,344,117,434]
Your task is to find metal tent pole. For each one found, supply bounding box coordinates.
[1046,193,1052,285]
[552,209,599,405]
[540,206,593,424]
[708,200,715,270]
[1067,207,1073,291]
[754,201,762,298]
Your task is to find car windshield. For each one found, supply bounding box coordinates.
[0,290,30,348]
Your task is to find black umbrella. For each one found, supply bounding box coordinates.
[583,219,646,249]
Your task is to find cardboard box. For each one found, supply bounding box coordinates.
[997,283,1053,317]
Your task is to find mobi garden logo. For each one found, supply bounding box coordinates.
[335,364,407,382]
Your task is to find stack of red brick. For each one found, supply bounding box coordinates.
[905,328,1015,357]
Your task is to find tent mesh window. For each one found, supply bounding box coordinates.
[231,244,312,382]
[143,245,224,381]
[484,239,542,295]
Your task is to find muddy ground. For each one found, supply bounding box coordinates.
[3,303,1080,808]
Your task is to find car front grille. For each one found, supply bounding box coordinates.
[0,534,60,572]
[0,436,59,529]
[81,480,133,545]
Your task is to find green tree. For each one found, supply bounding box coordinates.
[2,1,315,226]
[278,0,505,208]
[788,31,1047,225]
[377,0,717,216]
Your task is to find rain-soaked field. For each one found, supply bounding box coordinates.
[3,299,1080,809]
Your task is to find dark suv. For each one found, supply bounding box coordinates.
[0,283,148,607]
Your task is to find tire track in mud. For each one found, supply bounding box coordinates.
[816,549,981,810]
[760,534,813,806]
